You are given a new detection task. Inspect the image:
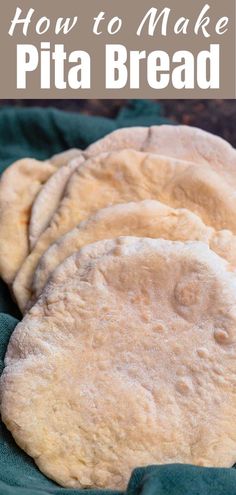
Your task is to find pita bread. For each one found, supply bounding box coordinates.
[86,125,236,187]
[0,158,57,284]
[50,148,82,168]
[31,200,236,307]
[29,155,84,249]
[12,149,236,312]
[2,238,236,489]
[0,149,81,284]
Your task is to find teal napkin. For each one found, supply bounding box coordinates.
[0,100,169,173]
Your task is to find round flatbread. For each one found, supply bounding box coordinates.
[0,158,56,284]
[29,155,84,249]
[50,148,82,168]
[2,238,236,490]
[0,149,81,284]
[12,150,236,312]
[31,200,236,308]
[86,125,236,188]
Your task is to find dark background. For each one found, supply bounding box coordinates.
[1,99,235,147]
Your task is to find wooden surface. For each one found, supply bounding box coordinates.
[1,99,235,147]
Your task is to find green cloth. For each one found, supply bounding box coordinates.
[126,465,236,495]
[0,100,169,172]
[0,100,235,495]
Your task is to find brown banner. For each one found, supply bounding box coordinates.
[0,0,235,98]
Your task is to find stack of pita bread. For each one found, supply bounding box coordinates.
[1,125,236,490]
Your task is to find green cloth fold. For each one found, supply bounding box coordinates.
[0,101,235,495]
[0,100,168,173]
[126,465,236,495]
